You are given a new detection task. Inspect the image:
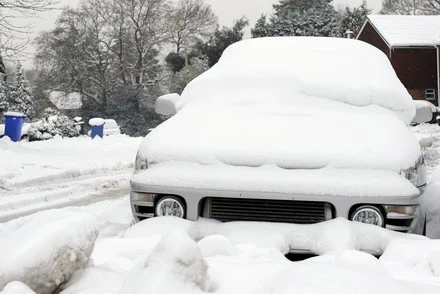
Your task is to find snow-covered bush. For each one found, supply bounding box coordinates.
[27,108,78,141]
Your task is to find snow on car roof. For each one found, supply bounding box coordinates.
[178,37,415,124]
[367,15,440,47]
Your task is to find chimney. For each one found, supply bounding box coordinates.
[345,30,354,39]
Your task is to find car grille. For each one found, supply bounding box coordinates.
[202,197,333,224]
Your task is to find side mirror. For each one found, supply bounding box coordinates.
[155,93,180,116]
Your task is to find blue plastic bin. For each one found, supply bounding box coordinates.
[4,112,26,142]
[89,118,105,139]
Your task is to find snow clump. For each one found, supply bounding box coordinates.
[119,229,210,294]
[0,210,99,294]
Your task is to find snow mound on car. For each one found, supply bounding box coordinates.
[178,37,415,124]
[0,210,98,294]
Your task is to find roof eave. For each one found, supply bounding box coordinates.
[357,17,392,49]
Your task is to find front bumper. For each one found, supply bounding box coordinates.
[130,183,424,234]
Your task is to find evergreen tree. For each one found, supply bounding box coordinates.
[251,0,340,38]
[8,63,33,118]
[251,14,270,38]
[0,73,9,115]
[339,1,371,37]
[194,17,249,67]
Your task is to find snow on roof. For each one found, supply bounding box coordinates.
[367,15,440,47]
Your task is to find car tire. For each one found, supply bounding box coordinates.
[422,216,427,236]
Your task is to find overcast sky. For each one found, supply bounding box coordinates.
[19,0,383,67]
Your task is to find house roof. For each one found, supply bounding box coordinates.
[367,15,440,47]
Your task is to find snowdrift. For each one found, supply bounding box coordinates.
[0,210,99,293]
[59,216,440,293]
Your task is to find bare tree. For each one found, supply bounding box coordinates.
[380,0,440,14]
[0,0,56,54]
[167,0,217,53]
[424,0,440,13]
[35,0,169,111]
[121,0,169,86]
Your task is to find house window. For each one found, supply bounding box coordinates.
[425,89,436,101]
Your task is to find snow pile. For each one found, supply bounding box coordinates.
[178,37,415,124]
[60,216,440,294]
[1,281,35,294]
[380,238,440,277]
[125,217,423,256]
[120,230,209,294]
[0,210,99,293]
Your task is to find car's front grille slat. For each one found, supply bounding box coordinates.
[204,197,331,224]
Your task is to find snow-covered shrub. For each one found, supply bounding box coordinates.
[27,108,78,141]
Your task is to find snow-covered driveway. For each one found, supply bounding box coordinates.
[0,135,142,221]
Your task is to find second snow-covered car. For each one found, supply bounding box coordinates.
[130,37,427,234]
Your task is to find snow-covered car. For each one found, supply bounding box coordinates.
[411,100,438,125]
[130,37,427,236]
[102,119,121,136]
[0,123,31,140]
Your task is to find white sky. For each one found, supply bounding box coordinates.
[18,0,383,67]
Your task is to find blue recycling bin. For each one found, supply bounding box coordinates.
[4,112,26,142]
[89,118,105,139]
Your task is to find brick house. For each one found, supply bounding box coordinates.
[357,15,440,106]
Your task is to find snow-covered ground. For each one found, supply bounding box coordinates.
[3,197,440,294]
[0,135,142,221]
[1,124,440,293]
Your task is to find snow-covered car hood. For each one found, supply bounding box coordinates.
[139,97,421,172]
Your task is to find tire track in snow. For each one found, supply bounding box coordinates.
[0,169,132,222]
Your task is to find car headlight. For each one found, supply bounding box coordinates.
[350,205,384,227]
[135,153,148,171]
[400,156,425,186]
[155,197,185,218]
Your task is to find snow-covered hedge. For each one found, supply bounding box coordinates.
[0,210,99,294]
